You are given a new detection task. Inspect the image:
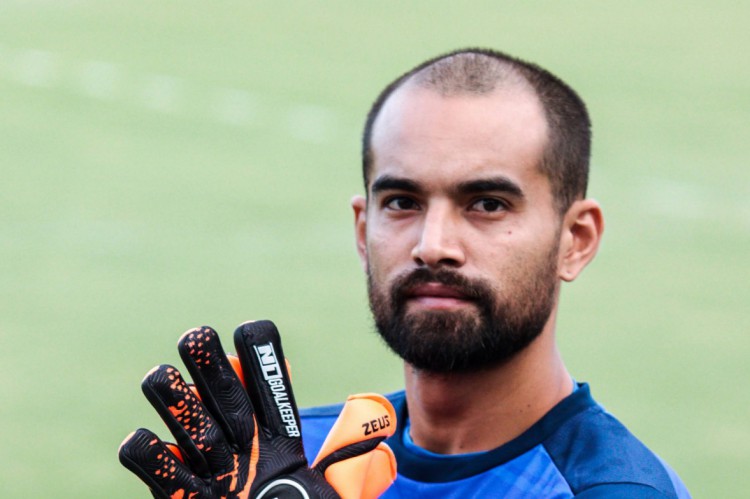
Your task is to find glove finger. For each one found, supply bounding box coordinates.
[178,326,256,449]
[141,364,235,477]
[225,352,291,387]
[164,442,185,464]
[324,442,397,499]
[233,320,303,441]
[312,393,397,471]
[118,428,207,499]
[227,353,246,387]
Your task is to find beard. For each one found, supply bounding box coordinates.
[367,243,559,374]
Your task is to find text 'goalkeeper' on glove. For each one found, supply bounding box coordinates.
[119,320,397,499]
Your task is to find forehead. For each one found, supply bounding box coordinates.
[369,84,549,192]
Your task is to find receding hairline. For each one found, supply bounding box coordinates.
[369,78,547,151]
[367,59,548,184]
[407,52,534,97]
[367,53,544,174]
[362,48,592,213]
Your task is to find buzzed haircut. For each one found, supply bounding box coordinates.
[362,48,592,214]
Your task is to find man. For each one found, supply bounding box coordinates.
[121,48,692,498]
[299,48,690,497]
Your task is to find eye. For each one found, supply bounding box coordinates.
[384,196,420,211]
[469,198,508,213]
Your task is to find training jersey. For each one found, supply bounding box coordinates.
[300,383,690,498]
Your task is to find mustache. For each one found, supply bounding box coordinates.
[390,267,493,305]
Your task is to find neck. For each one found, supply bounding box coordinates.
[403,315,572,454]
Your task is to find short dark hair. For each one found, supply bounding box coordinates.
[361,48,591,213]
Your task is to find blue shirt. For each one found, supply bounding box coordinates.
[300,383,690,498]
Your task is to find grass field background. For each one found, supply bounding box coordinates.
[1,2,748,497]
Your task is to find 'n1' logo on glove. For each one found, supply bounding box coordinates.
[119,320,397,499]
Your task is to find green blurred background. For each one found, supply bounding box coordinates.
[1,1,748,497]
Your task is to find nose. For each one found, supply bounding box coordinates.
[411,204,466,268]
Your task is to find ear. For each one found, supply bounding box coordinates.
[351,195,368,272]
[557,199,604,282]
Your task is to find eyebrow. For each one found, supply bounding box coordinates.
[454,176,525,199]
[370,175,423,196]
[370,174,524,200]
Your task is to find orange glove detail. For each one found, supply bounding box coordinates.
[119,320,397,499]
[313,394,397,498]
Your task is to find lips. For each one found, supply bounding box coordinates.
[390,268,484,312]
[407,283,471,300]
[402,283,477,310]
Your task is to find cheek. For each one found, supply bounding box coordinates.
[367,220,408,261]
[473,232,557,288]
[366,236,396,280]
[481,249,525,294]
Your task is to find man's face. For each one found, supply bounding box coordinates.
[354,84,564,373]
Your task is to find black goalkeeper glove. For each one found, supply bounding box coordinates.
[119,320,397,498]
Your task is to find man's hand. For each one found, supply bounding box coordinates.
[119,320,397,498]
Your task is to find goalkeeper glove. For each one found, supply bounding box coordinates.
[119,320,397,498]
